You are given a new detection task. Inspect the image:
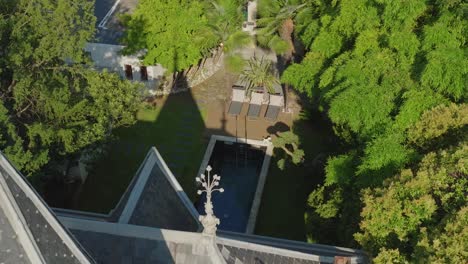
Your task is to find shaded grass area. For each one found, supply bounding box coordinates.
[77,85,337,244]
[77,93,207,213]
[254,112,339,241]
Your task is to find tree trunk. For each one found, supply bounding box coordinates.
[281,145,294,158]
[278,18,296,111]
[214,45,224,65]
[186,64,195,78]
[7,80,16,93]
[16,103,32,117]
[201,57,208,68]
[279,18,295,62]
[192,59,203,76]
[171,72,178,90]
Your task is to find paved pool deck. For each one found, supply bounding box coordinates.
[154,67,298,142]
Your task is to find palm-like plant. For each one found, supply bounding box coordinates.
[240,56,279,94]
[256,0,319,110]
[207,0,252,71]
[256,0,315,62]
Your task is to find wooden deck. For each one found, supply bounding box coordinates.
[204,99,292,141]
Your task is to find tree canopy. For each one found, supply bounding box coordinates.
[256,0,319,60]
[0,0,141,175]
[272,131,305,169]
[122,0,249,73]
[122,0,218,73]
[271,0,467,261]
[356,143,467,262]
[207,0,251,67]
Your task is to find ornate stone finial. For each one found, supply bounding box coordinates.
[196,165,224,236]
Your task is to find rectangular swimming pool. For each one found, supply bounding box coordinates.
[195,140,268,233]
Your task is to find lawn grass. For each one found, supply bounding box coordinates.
[254,114,339,241]
[77,93,207,213]
[77,90,336,243]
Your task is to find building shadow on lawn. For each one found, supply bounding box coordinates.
[76,74,208,213]
[48,63,333,247]
[40,68,341,252]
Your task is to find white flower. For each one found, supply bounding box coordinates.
[195,177,201,182]
[200,174,205,179]
[197,190,202,195]
[206,165,212,172]
[219,188,224,193]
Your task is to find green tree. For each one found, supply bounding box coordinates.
[420,2,467,100]
[206,0,251,72]
[122,0,218,73]
[257,0,320,108]
[0,102,33,170]
[240,56,280,93]
[307,185,342,219]
[355,143,467,261]
[272,131,305,169]
[257,0,317,60]
[0,0,142,175]
[287,0,467,254]
[414,207,468,263]
[408,103,468,149]
[373,248,408,264]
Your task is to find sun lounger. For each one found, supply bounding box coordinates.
[265,105,281,120]
[228,100,243,115]
[247,91,263,118]
[247,103,261,118]
[265,94,283,121]
[228,84,246,115]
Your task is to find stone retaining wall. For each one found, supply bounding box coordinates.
[152,53,224,96]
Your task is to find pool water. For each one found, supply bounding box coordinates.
[196,141,266,232]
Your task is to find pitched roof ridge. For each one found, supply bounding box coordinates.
[149,147,201,227]
[60,216,202,244]
[117,147,201,230]
[216,235,334,263]
[217,231,368,263]
[0,175,43,263]
[0,152,93,264]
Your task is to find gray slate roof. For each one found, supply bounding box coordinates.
[128,162,199,231]
[71,229,213,264]
[0,154,92,264]
[118,148,200,231]
[217,243,320,264]
[216,232,369,264]
[218,231,366,259]
[0,204,30,264]
[55,148,201,232]
[1,147,368,264]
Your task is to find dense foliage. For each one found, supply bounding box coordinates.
[272,0,467,261]
[240,56,279,93]
[257,0,319,61]
[0,0,141,175]
[123,0,248,73]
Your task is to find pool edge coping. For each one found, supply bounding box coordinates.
[196,135,273,234]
